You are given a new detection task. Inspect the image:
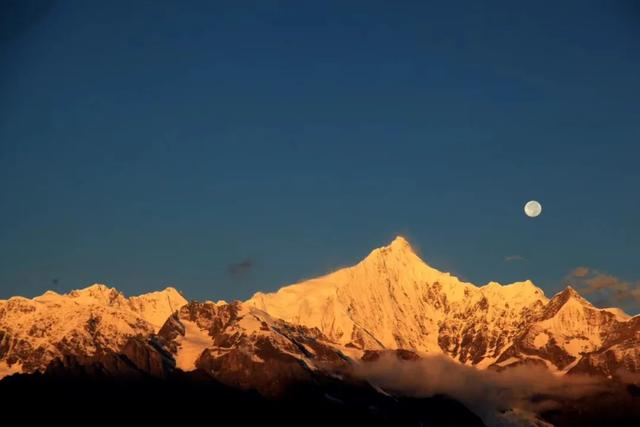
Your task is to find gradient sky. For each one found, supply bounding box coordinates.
[1,1,639,311]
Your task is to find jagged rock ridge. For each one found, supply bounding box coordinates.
[0,284,186,377]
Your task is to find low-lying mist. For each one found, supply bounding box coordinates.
[354,353,628,426]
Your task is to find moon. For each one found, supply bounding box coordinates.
[524,200,542,218]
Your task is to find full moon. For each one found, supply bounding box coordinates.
[524,200,542,218]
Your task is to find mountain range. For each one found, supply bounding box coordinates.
[1,236,638,426]
[247,237,638,378]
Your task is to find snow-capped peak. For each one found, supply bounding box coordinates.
[65,283,127,306]
[247,237,549,361]
[480,280,548,307]
[0,283,188,379]
[493,282,634,373]
[543,285,632,323]
[558,285,583,298]
[547,285,593,310]
[249,235,638,375]
[361,236,424,263]
[382,235,414,253]
[358,235,418,265]
[70,283,115,295]
[355,236,470,292]
[128,286,188,329]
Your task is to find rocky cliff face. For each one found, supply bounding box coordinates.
[157,300,351,395]
[492,286,630,373]
[568,315,640,378]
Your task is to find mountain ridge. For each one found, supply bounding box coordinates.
[1,236,637,382]
[246,236,637,373]
[247,236,551,363]
[0,284,187,377]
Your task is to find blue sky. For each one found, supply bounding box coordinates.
[1,1,639,311]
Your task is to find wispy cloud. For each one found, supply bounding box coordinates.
[504,255,525,262]
[569,266,590,277]
[227,258,254,279]
[566,267,640,309]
